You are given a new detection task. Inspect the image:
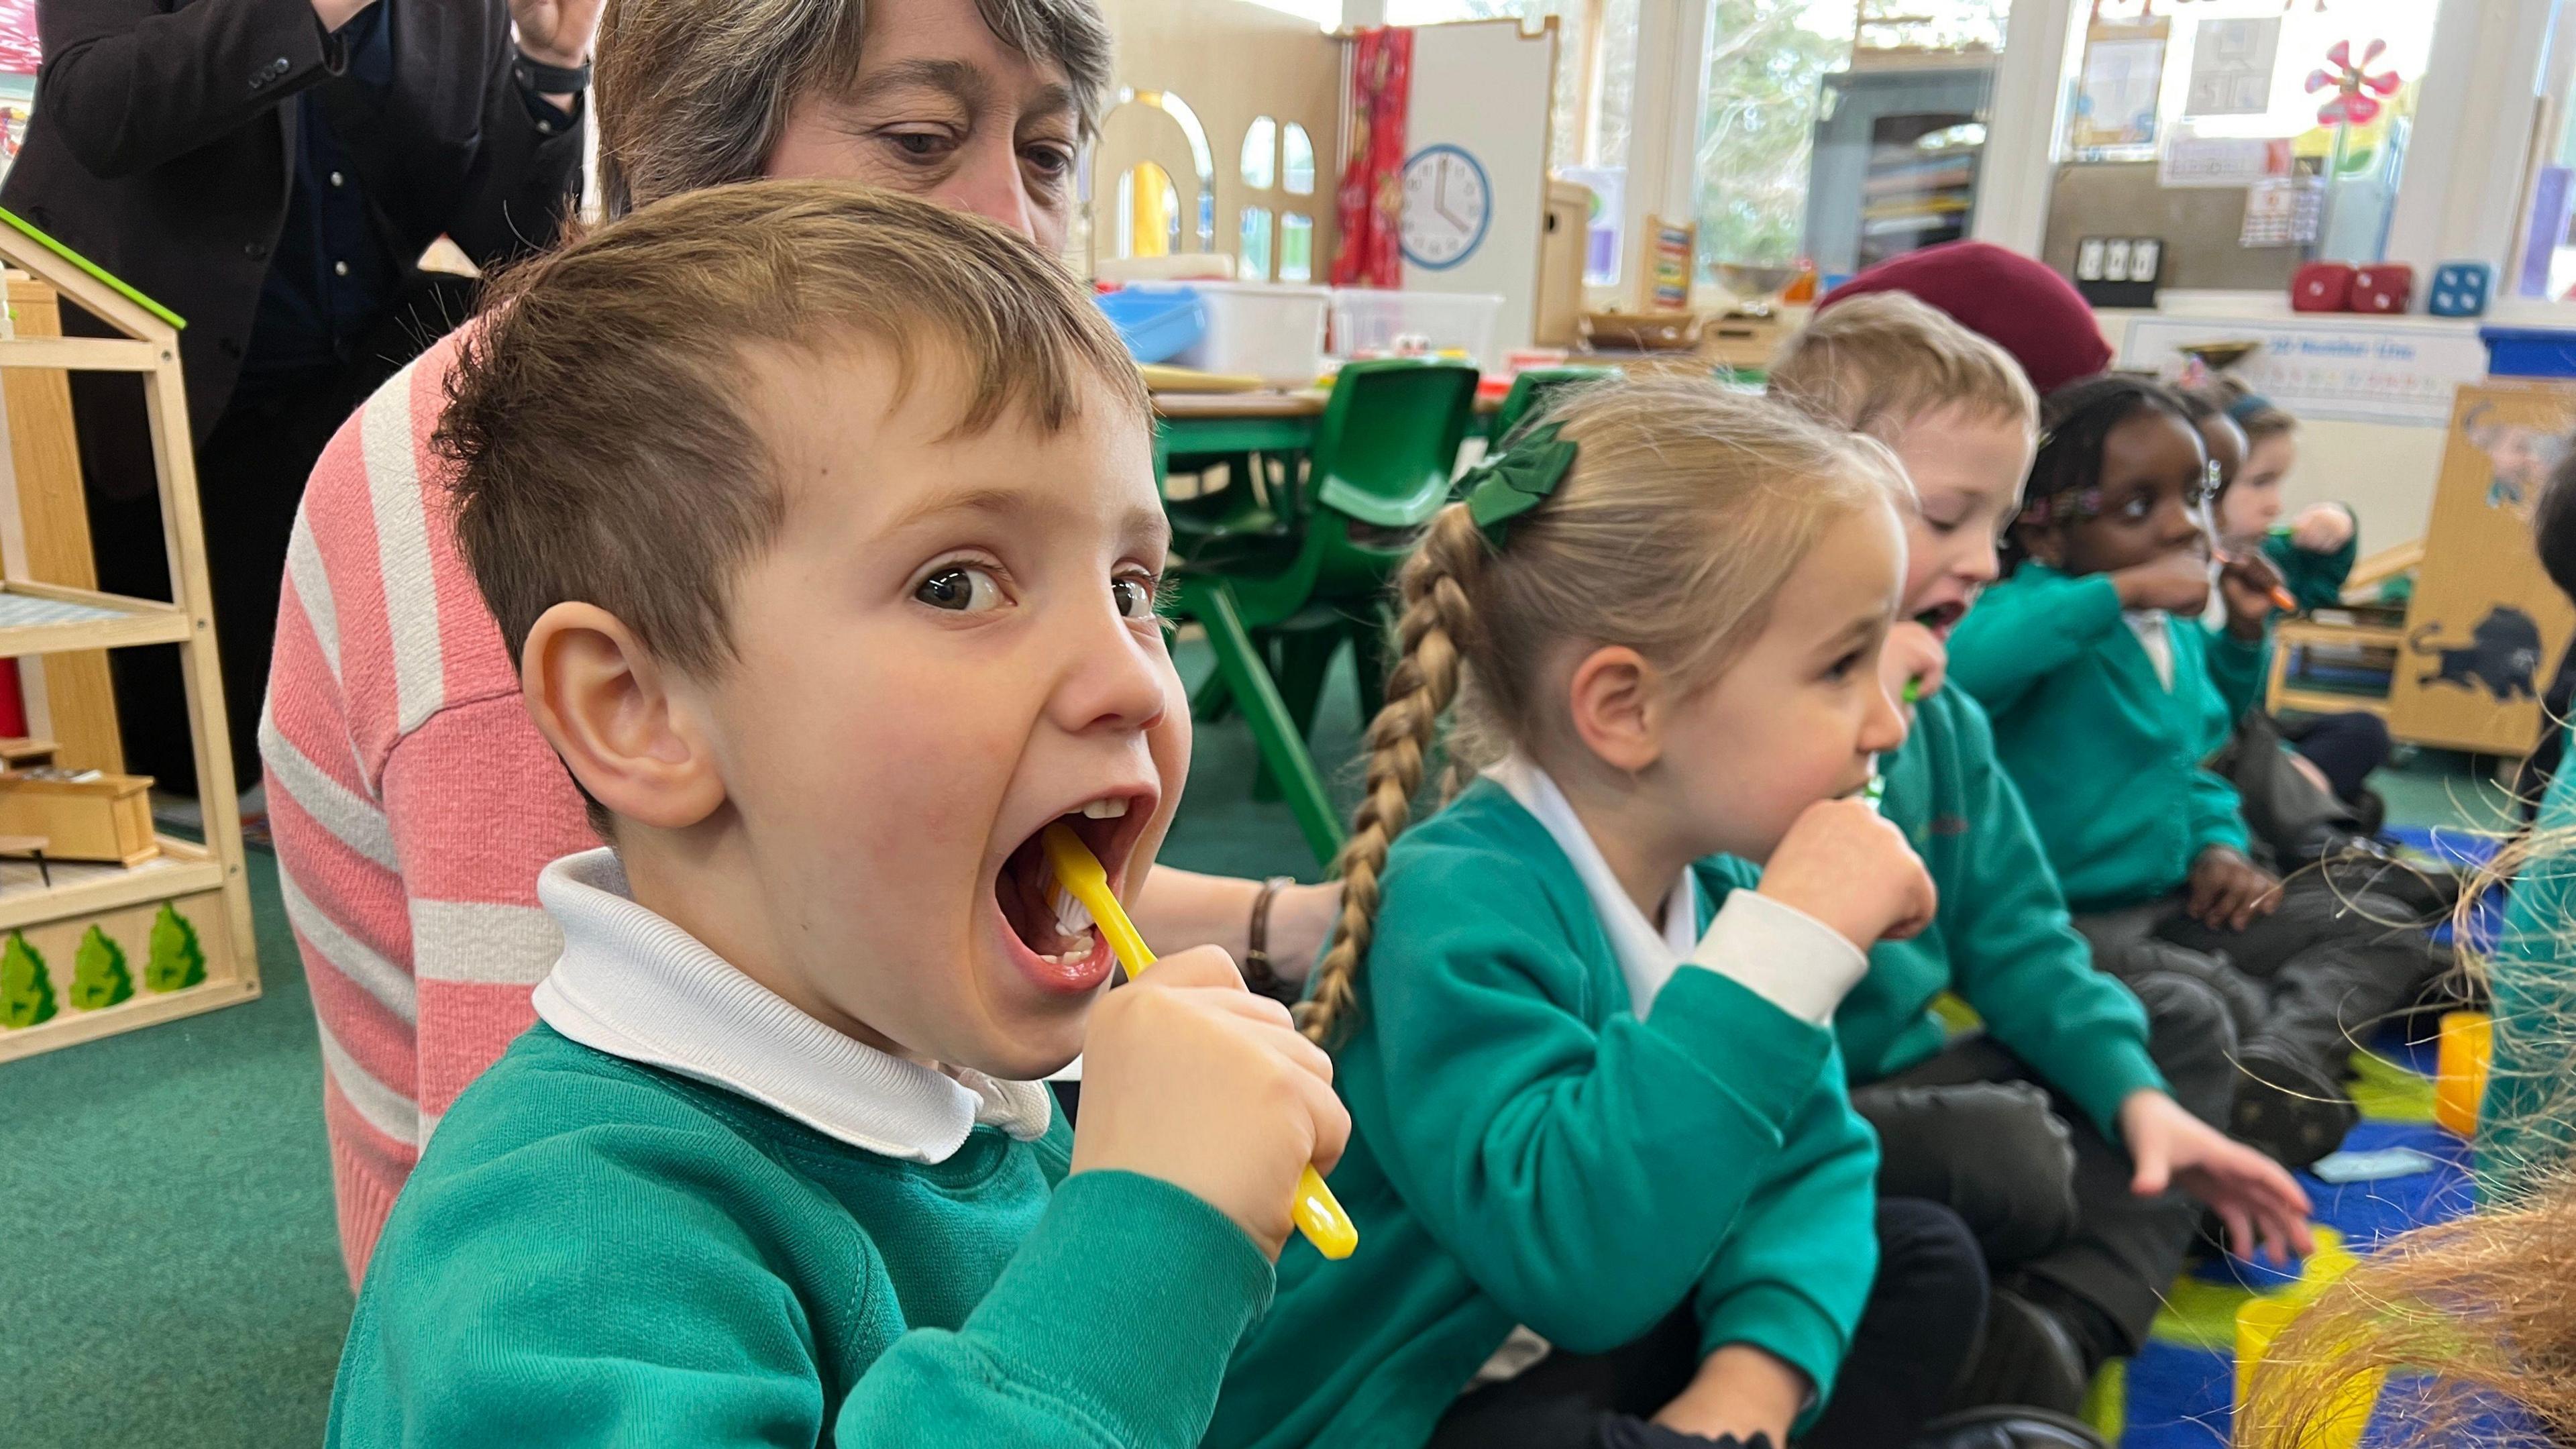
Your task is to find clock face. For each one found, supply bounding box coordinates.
[1400,144,1492,271]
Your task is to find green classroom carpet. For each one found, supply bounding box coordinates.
[0,643,2521,1447]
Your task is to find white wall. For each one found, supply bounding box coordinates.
[1400,19,1558,359]
[2096,308,2450,555]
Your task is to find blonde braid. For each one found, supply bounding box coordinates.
[1299,504,1487,1046]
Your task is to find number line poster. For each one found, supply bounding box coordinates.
[2121,315,2492,427]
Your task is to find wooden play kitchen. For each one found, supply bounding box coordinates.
[0,209,257,1064]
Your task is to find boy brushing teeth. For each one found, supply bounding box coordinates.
[326,182,1348,1446]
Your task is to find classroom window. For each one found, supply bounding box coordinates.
[1281,212,1315,280]
[1693,0,2010,282]
[1242,116,1279,190]
[2041,0,2436,289]
[1241,205,1277,279]
[1116,162,1184,258]
[1385,0,1640,284]
[2514,10,2576,301]
[1283,123,1318,195]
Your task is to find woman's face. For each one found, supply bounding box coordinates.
[764,0,1083,253]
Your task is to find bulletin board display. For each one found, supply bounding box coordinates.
[2119,314,2493,428]
[2385,380,2576,756]
[1399,18,1556,359]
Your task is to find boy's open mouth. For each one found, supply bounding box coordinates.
[995,798,1135,967]
[1917,600,1968,635]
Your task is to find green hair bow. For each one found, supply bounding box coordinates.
[1461,422,1578,549]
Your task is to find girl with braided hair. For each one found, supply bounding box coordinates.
[1210,378,1990,1449]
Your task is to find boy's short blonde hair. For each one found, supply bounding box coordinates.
[440,180,1147,683]
[1768,291,2039,442]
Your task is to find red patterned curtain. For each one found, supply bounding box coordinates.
[1330,25,1411,288]
[0,0,36,74]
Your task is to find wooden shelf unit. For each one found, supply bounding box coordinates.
[0,217,256,1063]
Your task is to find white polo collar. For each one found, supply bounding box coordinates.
[530,849,1053,1163]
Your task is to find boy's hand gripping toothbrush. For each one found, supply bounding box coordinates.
[1040,823,1360,1260]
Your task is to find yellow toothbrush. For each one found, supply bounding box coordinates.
[1040,822,1359,1260]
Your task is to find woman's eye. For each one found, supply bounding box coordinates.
[887,130,952,160]
[917,566,1004,613]
[1024,143,1075,180]
[1112,576,1159,621]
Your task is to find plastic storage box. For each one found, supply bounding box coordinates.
[1094,286,1207,366]
[2480,326,2576,378]
[1330,288,1504,371]
[1128,280,1329,388]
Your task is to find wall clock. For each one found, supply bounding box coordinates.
[1400,143,1491,271]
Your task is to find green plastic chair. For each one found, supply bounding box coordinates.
[1492,365,1617,441]
[1173,358,1481,863]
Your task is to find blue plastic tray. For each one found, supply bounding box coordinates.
[2480,325,2576,378]
[1096,287,1207,366]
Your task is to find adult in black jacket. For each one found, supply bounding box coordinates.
[1,0,594,795]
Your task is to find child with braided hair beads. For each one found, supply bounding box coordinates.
[1210,379,1986,1449]
[1770,294,2312,1415]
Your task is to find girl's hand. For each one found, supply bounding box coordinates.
[1879,619,1946,723]
[2111,549,2212,615]
[2185,845,2279,930]
[2120,1089,2315,1263]
[1761,798,1937,949]
[2289,504,2355,554]
[1652,1344,1805,1446]
[2216,550,2288,641]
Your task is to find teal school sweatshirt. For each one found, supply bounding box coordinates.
[1946,563,2249,912]
[1837,683,2166,1139]
[1208,781,1878,1449]
[327,1024,1273,1448]
[2262,518,2359,612]
[2481,718,2576,1198]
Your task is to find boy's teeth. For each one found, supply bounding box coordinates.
[1053,882,1097,938]
[1081,798,1128,819]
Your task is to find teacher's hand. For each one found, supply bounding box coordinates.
[510,0,606,68]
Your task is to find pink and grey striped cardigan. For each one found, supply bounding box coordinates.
[263,331,598,1285]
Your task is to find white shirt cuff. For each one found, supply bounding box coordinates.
[1686,892,1870,1026]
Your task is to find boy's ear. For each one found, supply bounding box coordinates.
[1566,645,1666,774]
[520,602,727,830]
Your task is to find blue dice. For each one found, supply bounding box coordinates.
[2430,262,2491,317]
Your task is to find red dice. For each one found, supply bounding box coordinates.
[2350,264,2414,314]
[2292,262,2356,312]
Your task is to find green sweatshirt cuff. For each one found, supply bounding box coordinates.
[971,1170,1275,1447]
[1699,1283,1849,1434]
[1650,968,1834,1130]
[2190,813,2252,859]
[2061,1040,2171,1143]
[2054,571,2128,642]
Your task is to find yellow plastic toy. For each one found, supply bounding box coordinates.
[1040,822,1359,1260]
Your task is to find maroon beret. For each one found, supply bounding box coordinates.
[1816,241,2112,396]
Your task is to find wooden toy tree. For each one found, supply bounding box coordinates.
[0,207,256,1063]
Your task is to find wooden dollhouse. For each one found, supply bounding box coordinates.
[0,207,256,1063]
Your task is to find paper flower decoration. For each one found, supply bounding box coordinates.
[2306,39,2401,128]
